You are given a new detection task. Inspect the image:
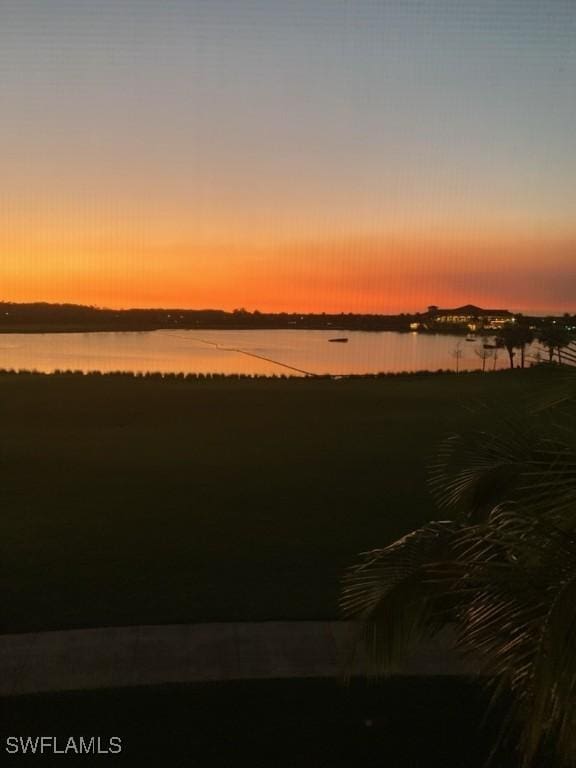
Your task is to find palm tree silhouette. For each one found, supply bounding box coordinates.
[496,324,534,369]
[537,325,573,364]
[342,359,576,766]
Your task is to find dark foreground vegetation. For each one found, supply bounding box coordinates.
[1,678,518,768]
[341,348,576,767]
[0,367,551,633]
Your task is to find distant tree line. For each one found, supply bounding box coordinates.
[1,301,573,338]
[0,302,416,332]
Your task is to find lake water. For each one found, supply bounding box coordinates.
[0,330,538,377]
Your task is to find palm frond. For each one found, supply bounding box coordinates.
[429,409,536,522]
[340,521,460,676]
[342,338,576,765]
[452,511,576,767]
[429,401,576,527]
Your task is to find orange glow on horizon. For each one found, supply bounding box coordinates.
[2,1,575,318]
[2,225,574,315]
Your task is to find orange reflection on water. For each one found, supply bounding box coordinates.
[0,330,534,377]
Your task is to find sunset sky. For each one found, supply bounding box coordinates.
[2,0,575,314]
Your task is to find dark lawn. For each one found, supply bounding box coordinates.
[0,678,520,768]
[0,369,547,631]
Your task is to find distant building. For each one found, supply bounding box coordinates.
[425,304,514,330]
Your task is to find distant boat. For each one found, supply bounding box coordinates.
[483,342,498,349]
[465,333,476,341]
[329,337,349,343]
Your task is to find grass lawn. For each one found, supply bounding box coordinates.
[1,678,517,767]
[0,369,548,632]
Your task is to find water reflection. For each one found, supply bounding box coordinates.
[0,330,538,376]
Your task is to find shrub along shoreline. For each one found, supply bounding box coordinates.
[0,365,527,381]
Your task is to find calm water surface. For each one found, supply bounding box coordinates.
[0,330,536,376]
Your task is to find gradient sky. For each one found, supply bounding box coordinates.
[1,0,575,313]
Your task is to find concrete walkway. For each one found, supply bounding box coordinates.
[0,622,474,697]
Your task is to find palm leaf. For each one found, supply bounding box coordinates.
[430,398,576,527]
[429,408,537,522]
[452,511,576,767]
[340,521,460,676]
[342,341,576,765]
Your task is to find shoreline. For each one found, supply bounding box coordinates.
[0,366,523,381]
[0,325,499,336]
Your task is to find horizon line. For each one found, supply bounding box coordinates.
[1,299,573,318]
